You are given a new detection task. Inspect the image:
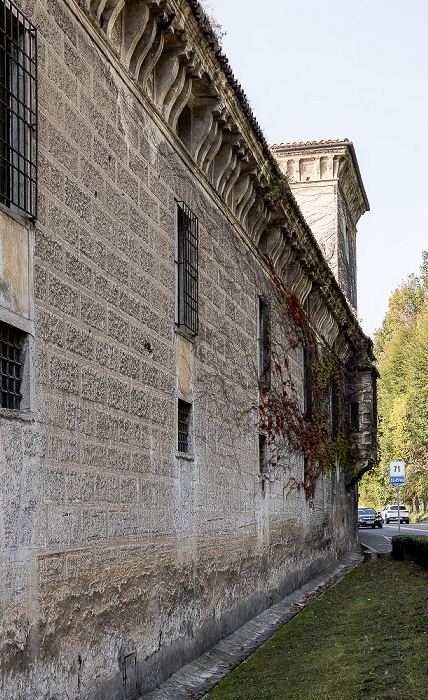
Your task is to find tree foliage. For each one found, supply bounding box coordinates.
[359,252,428,513]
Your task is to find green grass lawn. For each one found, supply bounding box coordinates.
[206,558,428,700]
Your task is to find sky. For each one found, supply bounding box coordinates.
[208,0,428,338]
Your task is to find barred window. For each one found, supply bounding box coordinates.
[177,399,192,453]
[176,200,198,335]
[0,0,37,219]
[0,320,24,409]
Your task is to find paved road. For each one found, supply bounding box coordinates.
[359,521,428,554]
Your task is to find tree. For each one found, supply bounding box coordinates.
[360,252,428,514]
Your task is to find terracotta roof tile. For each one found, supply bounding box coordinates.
[270,139,349,149]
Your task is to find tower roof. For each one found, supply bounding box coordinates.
[270,140,370,213]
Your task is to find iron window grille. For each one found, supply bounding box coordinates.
[176,200,198,335]
[177,398,192,453]
[0,320,24,409]
[0,0,37,219]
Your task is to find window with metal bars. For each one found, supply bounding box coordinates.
[177,398,192,453]
[176,200,198,335]
[0,0,37,219]
[0,320,24,409]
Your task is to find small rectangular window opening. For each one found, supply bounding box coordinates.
[176,200,198,336]
[303,346,312,419]
[177,398,192,453]
[330,379,338,437]
[258,296,270,387]
[0,0,37,219]
[350,401,359,431]
[0,320,24,409]
[259,433,268,474]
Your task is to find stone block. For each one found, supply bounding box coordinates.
[81,366,107,404]
[130,508,150,534]
[81,442,107,470]
[80,154,105,199]
[108,309,129,345]
[81,509,107,543]
[64,175,93,225]
[120,477,138,504]
[65,469,94,503]
[95,338,118,370]
[38,150,65,199]
[48,123,78,176]
[151,396,172,425]
[94,272,118,305]
[35,229,63,271]
[48,507,80,546]
[107,509,131,539]
[95,473,118,503]
[130,387,150,419]
[106,376,129,412]
[119,351,140,379]
[64,37,92,91]
[78,86,106,137]
[36,308,64,347]
[65,322,94,358]
[48,200,81,247]
[48,433,79,463]
[81,294,106,332]
[118,288,141,320]
[49,354,79,395]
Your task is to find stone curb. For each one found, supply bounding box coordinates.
[140,550,363,700]
[360,541,391,561]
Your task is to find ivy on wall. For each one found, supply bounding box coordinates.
[248,256,354,504]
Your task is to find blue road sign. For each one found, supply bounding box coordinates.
[390,476,405,484]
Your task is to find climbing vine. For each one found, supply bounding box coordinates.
[249,256,354,504]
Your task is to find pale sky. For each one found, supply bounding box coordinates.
[209,0,428,338]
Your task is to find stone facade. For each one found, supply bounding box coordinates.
[0,2,376,699]
[271,140,370,312]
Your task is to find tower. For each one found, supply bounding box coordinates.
[271,140,369,311]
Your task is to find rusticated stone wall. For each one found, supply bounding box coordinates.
[0,2,375,699]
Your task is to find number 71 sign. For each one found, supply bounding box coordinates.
[390,461,405,484]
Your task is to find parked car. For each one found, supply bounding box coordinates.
[358,507,383,528]
[380,504,410,524]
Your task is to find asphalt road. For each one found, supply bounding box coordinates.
[358,521,428,554]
